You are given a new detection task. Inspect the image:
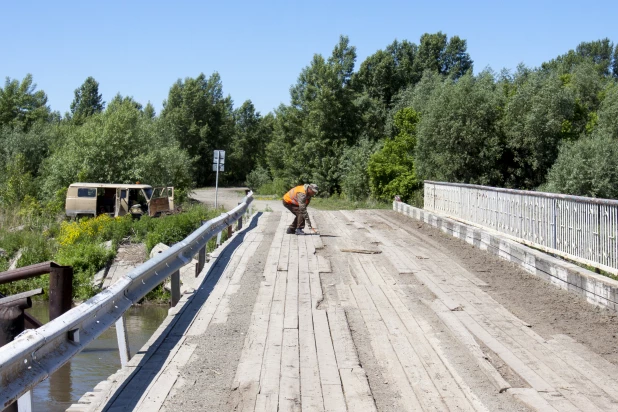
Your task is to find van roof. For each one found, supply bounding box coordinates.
[69,183,153,189]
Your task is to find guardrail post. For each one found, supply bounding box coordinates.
[227,225,233,238]
[49,265,73,321]
[115,315,130,367]
[171,270,180,307]
[216,231,222,247]
[197,247,206,276]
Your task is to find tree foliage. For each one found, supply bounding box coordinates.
[0,74,50,131]
[161,72,234,186]
[367,108,420,202]
[70,76,105,123]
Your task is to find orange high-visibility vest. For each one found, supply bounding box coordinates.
[283,185,309,205]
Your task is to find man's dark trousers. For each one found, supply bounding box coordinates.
[282,200,305,230]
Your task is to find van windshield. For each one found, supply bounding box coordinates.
[143,188,153,200]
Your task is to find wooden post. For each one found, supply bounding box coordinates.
[227,225,233,238]
[49,265,73,321]
[171,270,181,307]
[197,247,206,277]
[115,315,130,367]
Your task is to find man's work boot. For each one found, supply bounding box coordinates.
[286,227,295,234]
[295,228,305,235]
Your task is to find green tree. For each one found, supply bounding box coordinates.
[340,137,381,200]
[413,32,472,79]
[416,72,504,185]
[353,40,417,107]
[270,36,360,194]
[0,74,50,130]
[70,76,105,123]
[40,99,193,197]
[161,72,234,186]
[595,83,618,139]
[228,100,271,184]
[544,135,618,198]
[367,108,420,202]
[501,70,575,188]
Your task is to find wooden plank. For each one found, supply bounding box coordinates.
[262,213,287,284]
[356,255,385,286]
[426,298,511,392]
[348,255,372,286]
[304,234,323,310]
[134,344,197,411]
[326,307,359,370]
[335,283,357,309]
[350,285,423,412]
[313,310,344,385]
[339,368,377,412]
[212,234,263,324]
[284,235,299,329]
[279,329,301,412]
[278,226,292,271]
[508,388,559,411]
[367,286,473,412]
[318,255,332,273]
[297,236,325,412]
[255,270,288,412]
[186,230,261,336]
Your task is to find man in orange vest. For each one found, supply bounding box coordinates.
[282,183,318,234]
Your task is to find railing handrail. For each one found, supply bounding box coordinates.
[425,180,618,207]
[0,192,253,407]
[424,182,618,275]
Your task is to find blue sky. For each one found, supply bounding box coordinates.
[2,0,617,117]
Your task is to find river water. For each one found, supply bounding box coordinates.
[26,301,169,411]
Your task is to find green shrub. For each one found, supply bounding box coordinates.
[55,241,114,299]
[256,177,288,196]
[245,166,272,190]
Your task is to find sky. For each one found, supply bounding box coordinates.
[2,0,617,117]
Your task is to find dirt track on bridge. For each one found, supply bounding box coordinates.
[381,211,618,366]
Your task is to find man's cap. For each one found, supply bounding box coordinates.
[308,183,319,194]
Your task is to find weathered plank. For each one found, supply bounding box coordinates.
[279,329,301,412]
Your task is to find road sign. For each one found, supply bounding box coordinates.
[212,163,225,172]
[213,150,225,164]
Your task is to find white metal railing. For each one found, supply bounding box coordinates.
[0,193,253,408]
[424,181,618,275]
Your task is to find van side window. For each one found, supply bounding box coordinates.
[120,190,127,199]
[77,188,96,197]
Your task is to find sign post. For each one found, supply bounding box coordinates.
[213,150,225,209]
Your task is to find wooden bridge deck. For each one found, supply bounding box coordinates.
[79,209,618,411]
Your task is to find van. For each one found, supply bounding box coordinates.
[65,183,174,218]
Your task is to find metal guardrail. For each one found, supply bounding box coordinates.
[0,192,253,408]
[424,181,618,275]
